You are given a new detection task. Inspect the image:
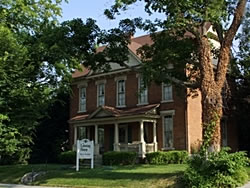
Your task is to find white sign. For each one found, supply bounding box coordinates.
[76,139,94,171]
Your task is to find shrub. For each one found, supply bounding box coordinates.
[183,148,249,188]
[103,151,137,165]
[146,151,188,164]
[58,151,76,164]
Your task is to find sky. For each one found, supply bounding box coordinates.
[60,0,163,36]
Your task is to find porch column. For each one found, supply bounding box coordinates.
[153,121,158,152]
[139,120,146,158]
[94,125,100,155]
[73,125,77,151]
[114,123,120,151]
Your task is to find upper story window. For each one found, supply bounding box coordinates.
[162,83,173,102]
[97,83,105,106]
[138,76,148,105]
[117,80,126,107]
[79,87,86,112]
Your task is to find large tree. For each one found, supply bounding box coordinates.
[0,0,136,163]
[105,0,248,152]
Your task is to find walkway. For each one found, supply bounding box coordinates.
[0,184,62,188]
[239,182,250,188]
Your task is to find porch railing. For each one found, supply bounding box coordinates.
[118,142,156,153]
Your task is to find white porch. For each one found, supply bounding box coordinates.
[70,104,160,158]
[73,120,158,158]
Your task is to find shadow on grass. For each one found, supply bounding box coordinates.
[34,166,184,187]
[0,164,186,187]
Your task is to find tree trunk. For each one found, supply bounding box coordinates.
[198,0,247,152]
[199,36,223,152]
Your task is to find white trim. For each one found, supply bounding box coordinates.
[95,79,107,85]
[136,102,149,106]
[77,82,88,88]
[160,110,175,116]
[115,75,127,81]
[161,100,174,103]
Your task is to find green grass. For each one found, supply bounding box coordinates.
[0,164,187,188]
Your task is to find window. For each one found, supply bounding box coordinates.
[138,77,148,104]
[164,115,173,148]
[117,80,126,107]
[119,125,132,144]
[97,83,105,106]
[162,84,173,102]
[79,87,86,112]
[78,127,87,140]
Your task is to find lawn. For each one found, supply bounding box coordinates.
[0,164,187,188]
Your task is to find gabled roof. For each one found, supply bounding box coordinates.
[72,34,152,79]
[69,103,160,123]
[72,24,214,79]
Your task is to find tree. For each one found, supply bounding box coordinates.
[0,1,88,163]
[0,0,134,163]
[29,91,70,164]
[104,0,248,152]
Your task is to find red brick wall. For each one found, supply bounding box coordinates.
[70,71,187,151]
[186,89,202,153]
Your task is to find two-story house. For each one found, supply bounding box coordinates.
[69,33,238,158]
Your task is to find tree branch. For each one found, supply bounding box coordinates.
[214,23,224,44]
[215,0,247,84]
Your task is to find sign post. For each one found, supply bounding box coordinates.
[76,139,94,171]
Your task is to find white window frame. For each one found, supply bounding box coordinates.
[137,75,148,105]
[95,80,106,107]
[78,86,86,112]
[161,83,173,103]
[160,110,175,149]
[97,83,105,107]
[115,76,126,108]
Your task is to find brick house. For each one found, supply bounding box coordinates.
[69,32,238,158]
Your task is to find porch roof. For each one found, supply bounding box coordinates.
[69,103,160,125]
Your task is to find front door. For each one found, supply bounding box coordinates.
[109,127,114,151]
[98,127,105,154]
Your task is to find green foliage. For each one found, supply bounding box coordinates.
[0,0,132,164]
[58,151,76,164]
[146,151,188,164]
[183,148,249,188]
[0,115,20,160]
[103,151,137,165]
[200,112,219,155]
[29,91,70,163]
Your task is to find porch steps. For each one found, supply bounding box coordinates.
[80,155,102,167]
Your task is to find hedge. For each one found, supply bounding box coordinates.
[103,151,137,165]
[58,151,76,164]
[146,151,188,164]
